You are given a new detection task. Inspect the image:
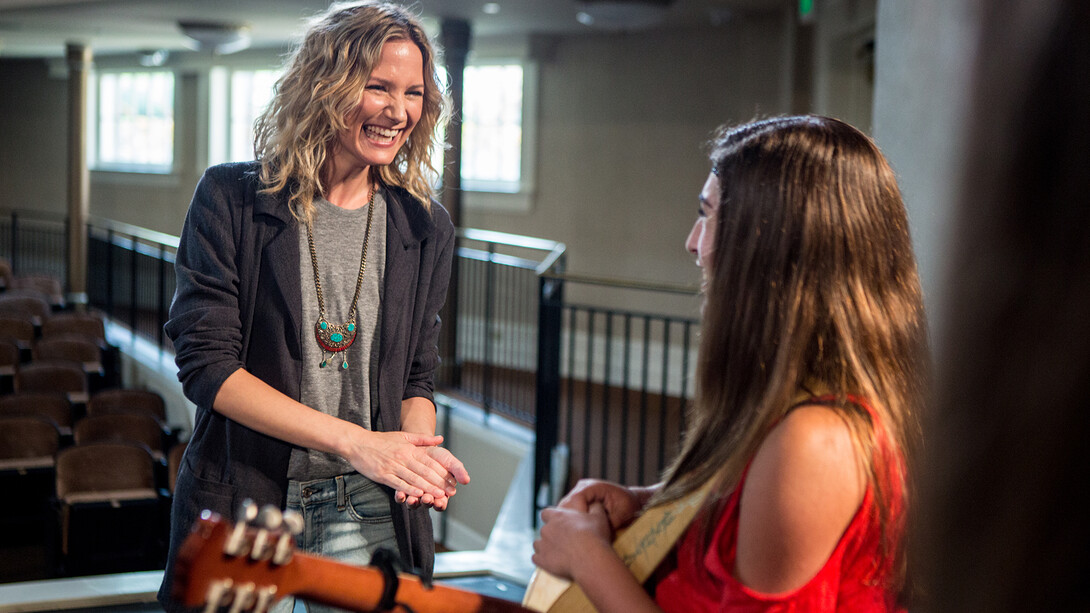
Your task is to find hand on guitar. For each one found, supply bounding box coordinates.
[533,502,613,581]
[557,479,658,531]
[395,445,471,510]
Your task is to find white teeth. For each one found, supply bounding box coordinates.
[365,125,398,139]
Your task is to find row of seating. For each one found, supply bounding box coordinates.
[0,265,182,575]
[0,386,186,575]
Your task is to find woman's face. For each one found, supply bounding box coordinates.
[333,38,425,172]
[685,171,721,270]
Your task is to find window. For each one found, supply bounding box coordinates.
[458,60,538,212]
[91,71,175,172]
[462,64,523,192]
[208,67,280,166]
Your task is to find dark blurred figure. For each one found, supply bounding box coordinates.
[917,1,1090,611]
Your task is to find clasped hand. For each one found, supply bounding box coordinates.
[349,431,470,510]
[532,479,643,579]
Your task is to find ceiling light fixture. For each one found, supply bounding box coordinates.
[178,20,251,55]
[575,0,675,31]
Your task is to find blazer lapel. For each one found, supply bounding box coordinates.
[254,189,302,344]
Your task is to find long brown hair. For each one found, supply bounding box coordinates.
[254,1,449,220]
[657,115,928,590]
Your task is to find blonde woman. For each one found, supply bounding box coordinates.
[533,116,927,612]
[160,3,469,611]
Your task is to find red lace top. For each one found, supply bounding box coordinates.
[654,398,905,612]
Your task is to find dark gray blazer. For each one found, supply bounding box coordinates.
[158,162,453,610]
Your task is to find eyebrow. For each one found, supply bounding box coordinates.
[367,75,425,89]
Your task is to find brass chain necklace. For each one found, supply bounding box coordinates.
[306,187,375,370]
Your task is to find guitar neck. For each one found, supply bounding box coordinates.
[283,552,529,613]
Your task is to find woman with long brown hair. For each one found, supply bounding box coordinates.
[532,115,927,612]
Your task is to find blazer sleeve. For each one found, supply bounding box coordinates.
[165,166,247,411]
[402,203,455,403]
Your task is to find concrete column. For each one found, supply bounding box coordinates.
[66,43,92,308]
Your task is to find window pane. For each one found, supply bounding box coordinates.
[96,72,174,170]
[209,68,279,166]
[229,69,279,162]
[462,64,523,190]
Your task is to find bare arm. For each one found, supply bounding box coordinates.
[213,369,451,500]
[735,404,866,593]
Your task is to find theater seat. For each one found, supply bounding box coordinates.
[54,443,165,575]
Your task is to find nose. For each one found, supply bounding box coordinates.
[685,221,700,259]
[385,94,408,122]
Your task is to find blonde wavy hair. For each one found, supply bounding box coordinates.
[254,1,449,220]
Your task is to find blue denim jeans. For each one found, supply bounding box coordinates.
[271,473,399,613]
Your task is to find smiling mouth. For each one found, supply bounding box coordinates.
[365,125,400,144]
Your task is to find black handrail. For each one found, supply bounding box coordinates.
[532,273,700,523]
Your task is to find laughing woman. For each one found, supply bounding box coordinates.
[159,3,470,611]
[532,116,927,612]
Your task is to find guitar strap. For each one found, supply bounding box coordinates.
[523,479,718,613]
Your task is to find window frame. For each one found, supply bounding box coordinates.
[88,68,177,175]
[460,57,539,214]
[206,65,282,167]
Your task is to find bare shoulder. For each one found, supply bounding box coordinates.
[735,404,867,593]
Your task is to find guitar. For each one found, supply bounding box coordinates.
[172,505,531,613]
[521,481,716,613]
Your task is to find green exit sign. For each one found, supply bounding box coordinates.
[799,0,814,19]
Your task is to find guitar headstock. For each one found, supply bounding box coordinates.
[173,500,305,613]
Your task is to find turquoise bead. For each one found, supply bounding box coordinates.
[320,360,327,368]
[341,361,349,370]
[330,333,343,343]
[319,321,328,330]
[347,323,355,332]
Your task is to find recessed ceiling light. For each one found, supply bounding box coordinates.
[482,3,501,14]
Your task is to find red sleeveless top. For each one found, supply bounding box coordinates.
[654,397,905,612]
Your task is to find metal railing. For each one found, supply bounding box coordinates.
[0,210,68,282]
[534,274,700,519]
[0,210,701,527]
[439,228,566,423]
[86,217,179,353]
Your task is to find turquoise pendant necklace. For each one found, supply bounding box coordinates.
[306,187,376,370]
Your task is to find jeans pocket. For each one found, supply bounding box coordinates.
[344,479,392,524]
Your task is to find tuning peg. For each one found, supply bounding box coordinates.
[224,500,259,556]
[227,582,256,613]
[256,505,283,530]
[251,585,278,613]
[239,499,259,521]
[251,506,283,560]
[271,515,302,565]
[283,509,304,535]
[202,578,233,613]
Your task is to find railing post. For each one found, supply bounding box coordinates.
[129,237,138,332]
[482,242,496,417]
[105,229,115,317]
[10,212,18,272]
[534,275,563,525]
[157,245,167,354]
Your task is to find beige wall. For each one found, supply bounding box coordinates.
[464,13,791,291]
[0,4,904,304]
[0,60,68,214]
[0,9,793,294]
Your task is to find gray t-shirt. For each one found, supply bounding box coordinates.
[288,191,387,480]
